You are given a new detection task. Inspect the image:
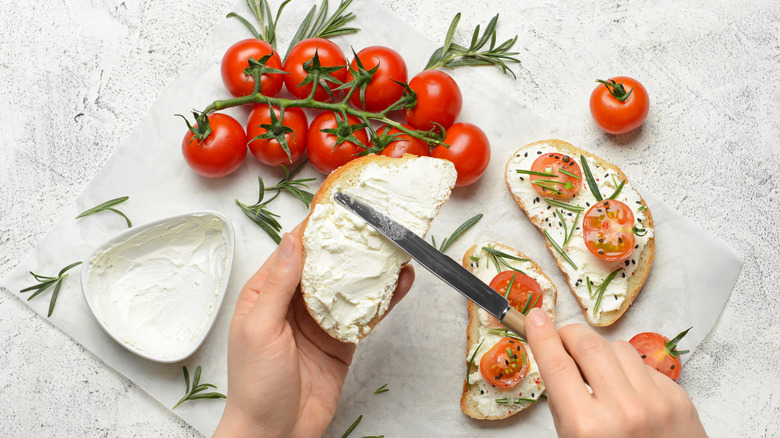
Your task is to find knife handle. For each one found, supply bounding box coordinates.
[500,307,527,339]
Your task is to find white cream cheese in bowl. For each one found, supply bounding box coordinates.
[81,211,234,363]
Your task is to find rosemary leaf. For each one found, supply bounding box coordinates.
[543,229,577,270]
[433,213,483,253]
[558,168,582,179]
[466,339,485,390]
[172,366,226,409]
[482,247,528,274]
[76,196,132,228]
[487,328,524,341]
[285,0,359,61]
[592,268,623,314]
[19,261,82,317]
[516,169,558,177]
[543,198,584,212]
[607,179,626,200]
[374,384,389,394]
[580,155,603,201]
[504,273,517,299]
[342,414,362,438]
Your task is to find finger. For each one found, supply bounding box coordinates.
[525,308,592,406]
[611,340,655,388]
[559,324,633,400]
[386,265,415,315]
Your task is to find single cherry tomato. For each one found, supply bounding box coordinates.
[283,38,347,102]
[479,337,529,389]
[582,199,636,261]
[629,328,691,382]
[404,70,462,132]
[346,46,408,112]
[529,152,583,198]
[590,76,650,135]
[181,113,247,178]
[374,124,430,158]
[431,123,490,187]
[306,111,368,174]
[490,271,544,313]
[246,104,308,166]
[221,39,284,98]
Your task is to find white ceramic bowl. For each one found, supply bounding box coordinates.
[81,211,235,363]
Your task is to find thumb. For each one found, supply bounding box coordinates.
[248,232,304,328]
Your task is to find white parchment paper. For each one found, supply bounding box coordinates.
[0,1,742,436]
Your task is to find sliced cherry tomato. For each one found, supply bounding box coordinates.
[346,46,408,112]
[181,113,247,178]
[629,328,691,382]
[479,337,529,389]
[374,124,430,158]
[221,39,283,98]
[590,76,650,135]
[306,111,368,174]
[283,38,347,102]
[246,104,308,166]
[582,200,636,261]
[529,152,582,198]
[404,70,462,132]
[490,271,543,313]
[431,123,490,187]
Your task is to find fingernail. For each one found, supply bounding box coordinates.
[278,233,294,259]
[527,308,547,327]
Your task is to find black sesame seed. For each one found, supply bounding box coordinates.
[554,155,560,159]
[635,244,639,249]
[641,355,646,359]
[597,208,603,212]
[638,218,643,223]
[519,176,524,181]
[547,206,551,210]
[498,373,503,379]
[567,212,573,216]
[604,174,609,179]
[586,202,591,206]
[509,340,515,343]
[598,250,604,254]
[516,346,521,351]
[531,393,535,397]
[524,152,528,157]
[505,359,510,365]
[632,260,636,265]
[625,260,630,266]
[622,273,626,278]
[636,200,642,204]
[481,390,485,394]
[599,238,604,243]
[537,151,542,155]
[618,237,623,243]
[671,364,675,369]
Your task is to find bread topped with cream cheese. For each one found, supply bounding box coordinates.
[301,154,457,344]
[504,139,655,327]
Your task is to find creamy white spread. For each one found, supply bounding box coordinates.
[505,142,654,320]
[465,242,554,417]
[85,213,232,361]
[302,157,456,344]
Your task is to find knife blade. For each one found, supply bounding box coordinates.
[333,191,526,338]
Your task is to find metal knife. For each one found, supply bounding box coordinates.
[333,192,526,338]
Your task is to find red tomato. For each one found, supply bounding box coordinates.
[404,70,462,132]
[375,124,430,158]
[590,76,650,135]
[306,112,368,174]
[221,39,284,98]
[181,113,247,178]
[431,123,490,187]
[345,46,408,112]
[629,328,691,382]
[283,38,347,102]
[582,200,636,261]
[246,104,308,166]
[529,152,583,198]
[479,337,529,389]
[490,271,544,314]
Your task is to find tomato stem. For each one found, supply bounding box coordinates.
[596,79,635,102]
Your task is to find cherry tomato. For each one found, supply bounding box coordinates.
[283,38,347,102]
[629,328,691,382]
[529,152,583,198]
[221,39,284,98]
[582,200,636,261]
[490,271,543,313]
[431,123,490,187]
[479,337,529,389]
[306,112,368,174]
[181,113,247,178]
[246,104,308,166]
[345,46,408,112]
[375,124,430,158]
[404,70,462,132]
[590,76,650,135]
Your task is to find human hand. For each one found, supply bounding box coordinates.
[214,225,415,438]
[524,308,707,438]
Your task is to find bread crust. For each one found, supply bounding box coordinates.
[504,139,655,327]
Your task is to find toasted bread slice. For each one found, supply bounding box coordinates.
[460,241,557,420]
[504,139,655,326]
[301,154,456,344]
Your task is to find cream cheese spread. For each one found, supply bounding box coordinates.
[302,157,456,344]
[505,142,653,321]
[83,213,232,362]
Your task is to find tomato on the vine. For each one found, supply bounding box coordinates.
[246,104,308,166]
[404,70,462,132]
[479,337,529,389]
[590,76,650,135]
[345,46,408,112]
[374,124,430,158]
[582,199,635,261]
[629,328,691,382]
[283,38,347,102]
[306,111,368,174]
[221,39,284,98]
[530,152,583,198]
[181,113,247,178]
[431,123,490,187]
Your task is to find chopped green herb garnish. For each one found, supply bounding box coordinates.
[469,255,481,262]
[543,229,578,270]
[466,339,485,390]
[543,198,585,212]
[632,224,648,236]
[593,268,623,314]
[558,168,582,179]
[638,205,647,212]
[580,154,603,201]
[432,213,483,253]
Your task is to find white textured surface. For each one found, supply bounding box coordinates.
[1,1,778,437]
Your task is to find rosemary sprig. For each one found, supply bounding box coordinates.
[544,198,584,212]
[592,268,623,314]
[265,161,317,207]
[466,339,485,390]
[607,177,626,200]
[495,397,537,405]
[482,247,528,275]
[487,328,524,341]
[373,384,389,394]
[431,213,483,253]
[227,0,293,48]
[559,168,582,179]
[532,181,563,195]
[342,415,362,438]
[515,169,557,178]
[20,261,82,317]
[580,155,603,201]
[520,291,541,315]
[285,0,359,61]
[424,13,522,77]
[75,196,132,228]
[172,366,226,409]
[503,273,517,299]
[543,229,578,270]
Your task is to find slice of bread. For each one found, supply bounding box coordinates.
[301,154,456,344]
[460,241,557,420]
[504,139,655,326]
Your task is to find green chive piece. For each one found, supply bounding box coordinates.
[580,155,603,201]
[558,168,582,179]
[607,179,626,200]
[633,224,648,236]
[516,169,558,177]
[586,276,594,298]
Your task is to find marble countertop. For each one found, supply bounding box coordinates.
[1,0,778,436]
